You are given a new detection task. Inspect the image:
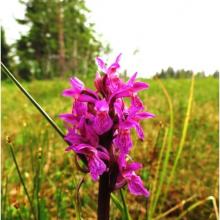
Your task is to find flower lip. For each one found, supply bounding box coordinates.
[95,99,109,112]
[93,101,113,135]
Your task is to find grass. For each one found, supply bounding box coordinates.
[1,76,219,219]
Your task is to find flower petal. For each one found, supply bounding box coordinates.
[115,53,122,63]
[93,99,113,135]
[70,77,84,91]
[89,155,107,181]
[62,88,78,97]
[85,123,99,147]
[133,122,144,140]
[64,128,84,145]
[127,175,150,197]
[107,63,120,75]
[73,101,88,117]
[59,113,77,124]
[127,72,138,86]
[95,99,109,112]
[68,144,107,181]
[93,112,113,135]
[97,150,110,161]
[125,162,142,174]
[94,72,103,92]
[135,112,155,120]
[62,77,84,98]
[96,57,107,73]
[130,96,144,113]
[107,54,122,75]
[114,99,124,118]
[114,129,132,154]
[71,144,96,155]
[132,82,149,92]
[78,94,97,103]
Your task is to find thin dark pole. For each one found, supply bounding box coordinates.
[1,62,88,166]
[1,62,65,139]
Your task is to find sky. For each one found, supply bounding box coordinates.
[1,0,220,77]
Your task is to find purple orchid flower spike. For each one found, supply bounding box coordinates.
[60,53,154,220]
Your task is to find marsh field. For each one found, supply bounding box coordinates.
[1,77,219,220]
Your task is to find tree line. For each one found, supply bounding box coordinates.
[153,67,219,79]
[2,0,110,81]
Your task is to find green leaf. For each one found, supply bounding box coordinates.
[111,193,124,212]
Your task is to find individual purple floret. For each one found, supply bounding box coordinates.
[60,54,154,197]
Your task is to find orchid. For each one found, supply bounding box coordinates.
[60,54,154,219]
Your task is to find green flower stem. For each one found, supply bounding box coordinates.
[75,177,84,220]
[1,62,65,139]
[110,193,123,213]
[7,140,37,220]
[119,189,131,220]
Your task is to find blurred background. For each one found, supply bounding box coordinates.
[1,0,219,220]
[1,0,220,80]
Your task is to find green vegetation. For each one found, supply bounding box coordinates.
[154,66,219,79]
[4,0,105,81]
[1,27,13,80]
[1,77,218,219]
